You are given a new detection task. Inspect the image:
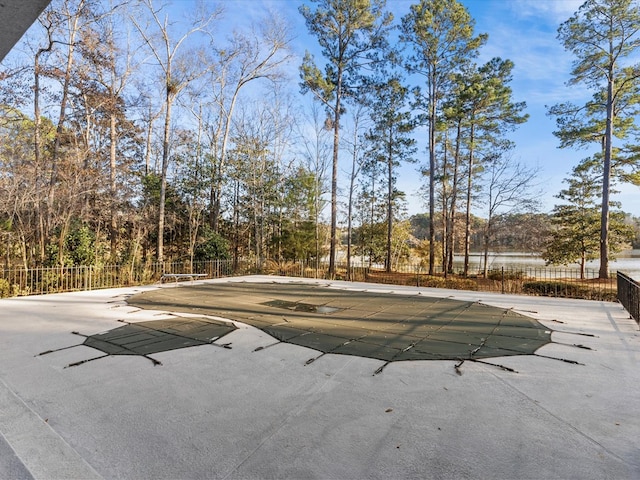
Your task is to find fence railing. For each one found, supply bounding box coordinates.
[0,259,257,297]
[617,271,640,325]
[0,259,619,302]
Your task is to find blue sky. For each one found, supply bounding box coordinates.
[208,0,639,217]
[13,0,638,217]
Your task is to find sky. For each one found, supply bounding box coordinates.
[208,0,639,217]
[219,0,640,217]
[9,0,640,217]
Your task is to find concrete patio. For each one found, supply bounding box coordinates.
[1,276,639,479]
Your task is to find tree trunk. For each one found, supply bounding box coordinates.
[441,130,448,277]
[157,88,173,263]
[144,104,154,175]
[483,227,490,278]
[428,76,437,275]
[34,46,48,262]
[463,122,476,277]
[447,120,462,274]
[599,69,614,279]
[386,130,393,273]
[346,146,357,281]
[49,1,83,209]
[328,70,342,279]
[109,113,118,260]
[233,180,240,271]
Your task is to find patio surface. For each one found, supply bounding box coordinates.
[0,275,639,479]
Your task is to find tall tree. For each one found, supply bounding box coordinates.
[342,105,369,279]
[479,151,540,277]
[206,15,292,232]
[557,0,640,279]
[278,166,322,262]
[33,10,56,262]
[31,0,93,266]
[47,0,88,209]
[173,121,209,269]
[298,103,331,268]
[299,0,392,278]
[356,138,387,267]
[400,0,486,275]
[131,0,218,262]
[436,107,460,276]
[0,109,51,268]
[456,58,528,276]
[78,0,139,261]
[365,76,416,272]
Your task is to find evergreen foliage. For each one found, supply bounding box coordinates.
[543,166,633,278]
[553,0,640,278]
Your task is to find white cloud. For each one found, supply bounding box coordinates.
[472,1,597,106]
[507,0,585,23]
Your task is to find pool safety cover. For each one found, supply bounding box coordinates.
[127,282,552,363]
[82,317,236,356]
[37,316,236,367]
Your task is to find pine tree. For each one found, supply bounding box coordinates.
[364,76,416,272]
[300,0,392,278]
[543,165,633,278]
[556,0,640,278]
[400,0,486,275]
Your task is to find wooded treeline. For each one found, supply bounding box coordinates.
[0,0,638,278]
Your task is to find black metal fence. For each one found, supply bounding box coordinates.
[0,260,255,297]
[617,271,640,325]
[0,259,619,302]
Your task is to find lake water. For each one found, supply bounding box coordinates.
[453,250,640,278]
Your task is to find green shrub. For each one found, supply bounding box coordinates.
[38,271,60,293]
[0,278,11,297]
[523,281,617,301]
[194,227,230,261]
[523,281,590,298]
[419,276,478,291]
[487,269,524,281]
[444,277,478,291]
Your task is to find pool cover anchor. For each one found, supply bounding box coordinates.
[450,334,589,375]
[305,352,326,365]
[533,353,583,365]
[253,341,282,352]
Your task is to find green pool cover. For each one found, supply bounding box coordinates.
[126,282,552,363]
[82,317,236,356]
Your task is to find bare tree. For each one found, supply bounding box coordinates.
[479,152,541,277]
[296,103,331,272]
[131,0,219,262]
[78,0,140,260]
[33,11,56,261]
[206,14,292,233]
[342,105,369,279]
